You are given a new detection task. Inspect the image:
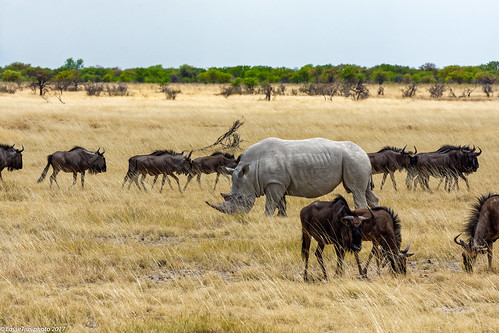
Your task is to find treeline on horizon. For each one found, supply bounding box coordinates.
[1,58,499,87]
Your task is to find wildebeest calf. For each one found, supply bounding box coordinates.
[454,193,499,273]
[368,145,416,191]
[300,195,372,281]
[355,206,413,275]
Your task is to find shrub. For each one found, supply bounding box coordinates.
[106,83,129,96]
[85,83,104,96]
[160,84,181,100]
[0,83,17,94]
[429,83,445,98]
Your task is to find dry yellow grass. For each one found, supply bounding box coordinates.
[0,84,498,332]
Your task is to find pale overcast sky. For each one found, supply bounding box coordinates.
[1,0,498,69]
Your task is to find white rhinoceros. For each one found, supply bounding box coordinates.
[206,137,379,216]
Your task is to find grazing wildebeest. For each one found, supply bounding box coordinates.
[207,138,379,216]
[122,150,192,193]
[406,145,480,192]
[368,145,416,191]
[454,193,499,273]
[37,146,106,189]
[300,195,372,280]
[355,206,413,275]
[0,144,24,180]
[183,152,239,191]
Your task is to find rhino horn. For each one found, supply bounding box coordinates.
[206,201,232,214]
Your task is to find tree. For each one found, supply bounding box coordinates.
[61,58,84,71]
[25,67,53,96]
[2,69,22,83]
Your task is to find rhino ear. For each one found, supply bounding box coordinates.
[225,167,235,175]
[238,164,250,178]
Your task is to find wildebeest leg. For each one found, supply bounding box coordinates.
[459,173,469,190]
[122,174,129,189]
[487,243,493,271]
[50,170,60,189]
[301,231,311,281]
[139,174,148,191]
[277,196,287,217]
[183,174,194,191]
[436,177,444,190]
[170,174,182,193]
[405,171,414,190]
[389,171,397,191]
[362,244,377,275]
[264,183,286,216]
[151,175,158,190]
[354,251,364,277]
[131,173,141,190]
[70,172,78,188]
[196,174,202,189]
[160,175,172,193]
[334,244,345,276]
[421,175,432,193]
[380,173,388,190]
[80,171,85,189]
[315,242,327,280]
[213,173,220,190]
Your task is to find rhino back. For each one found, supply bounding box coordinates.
[237,138,368,198]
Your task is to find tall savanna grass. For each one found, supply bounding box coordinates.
[0,84,498,332]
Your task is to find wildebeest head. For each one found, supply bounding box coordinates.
[454,234,479,273]
[390,242,413,274]
[3,144,24,171]
[177,151,193,175]
[338,206,370,252]
[87,147,106,174]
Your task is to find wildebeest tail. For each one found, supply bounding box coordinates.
[37,154,53,183]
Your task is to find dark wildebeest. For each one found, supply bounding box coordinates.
[368,145,416,191]
[406,145,480,192]
[300,195,373,281]
[0,144,24,180]
[183,152,239,191]
[454,193,499,273]
[37,146,106,189]
[122,150,192,193]
[355,207,413,275]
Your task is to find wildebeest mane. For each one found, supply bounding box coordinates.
[464,193,499,241]
[330,194,354,215]
[150,150,183,156]
[211,151,234,159]
[377,146,404,153]
[436,145,469,153]
[69,146,86,152]
[372,206,402,247]
[0,143,12,150]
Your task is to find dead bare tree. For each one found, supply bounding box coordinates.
[447,85,457,98]
[377,85,384,96]
[483,84,493,97]
[402,83,417,98]
[460,85,476,98]
[429,83,445,98]
[349,81,369,100]
[195,120,244,152]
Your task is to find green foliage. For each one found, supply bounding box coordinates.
[2,69,22,82]
[197,68,232,83]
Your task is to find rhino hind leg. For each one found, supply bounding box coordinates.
[264,183,287,216]
[365,188,379,208]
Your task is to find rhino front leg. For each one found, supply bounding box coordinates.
[264,183,287,216]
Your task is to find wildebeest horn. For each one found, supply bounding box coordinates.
[413,146,417,154]
[187,150,193,159]
[402,145,407,153]
[96,147,101,154]
[368,208,375,220]
[475,146,482,156]
[401,241,411,254]
[101,147,105,154]
[453,234,468,248]
[20,145,24,152]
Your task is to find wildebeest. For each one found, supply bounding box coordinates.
[183,152,238,191]
[37,146,106,189]
[0,143,24,180]
[454,193,499,273]
[406,145,481,192]
[122,150,192,193]
[355,206,413,275]
[300,195,372,280]
[368,145,416,191]
[206,138,379,216]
